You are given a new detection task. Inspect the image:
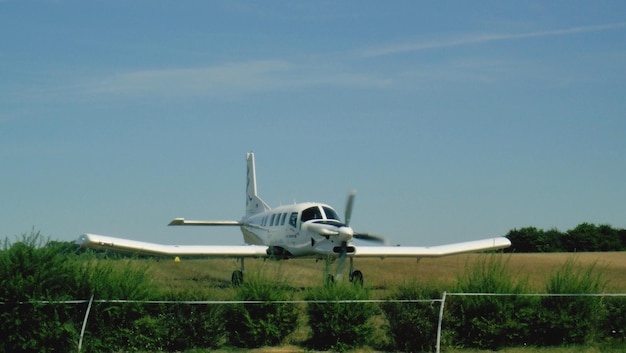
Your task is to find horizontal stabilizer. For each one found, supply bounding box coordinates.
[168,218,242,226]
[76,233,267,257]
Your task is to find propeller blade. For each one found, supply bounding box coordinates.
[345,190,356,227]
[335,241,348,281]
[354,232,388,245]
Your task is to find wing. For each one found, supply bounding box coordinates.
[75,233,268,257]
[352,237,511,258]
[168,218,242,226]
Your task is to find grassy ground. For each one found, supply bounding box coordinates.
[148,252,626,296]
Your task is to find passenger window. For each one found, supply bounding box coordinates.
[289,212,298,227]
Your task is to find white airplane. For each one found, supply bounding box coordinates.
[76,153,511,285]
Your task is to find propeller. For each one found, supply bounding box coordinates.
[334,191,386,281]
[344,191,387,244]
[344,190,356,227]
[335,240,349,282]
[354,232,388,244]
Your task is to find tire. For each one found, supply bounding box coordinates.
[232,270,243,286]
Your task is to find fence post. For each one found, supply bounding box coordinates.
[436,291,447,353]
[78,293,95,353]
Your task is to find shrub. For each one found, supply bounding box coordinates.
[534,258,606,346]
[446,255,533,350]
[599,297,626,342]
[224,267,300,348]
[380,283,443,352]
[76,258,160,352]
[305,283,378,352]
[0,232,82,352]
[148,291,227,351]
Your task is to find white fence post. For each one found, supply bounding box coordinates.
[436,291,447,353]
[78,293,95,353]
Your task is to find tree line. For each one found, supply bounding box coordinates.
[504,223,626,253]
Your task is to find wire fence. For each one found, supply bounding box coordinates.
[3,292,626,353]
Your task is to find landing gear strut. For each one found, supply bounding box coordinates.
[348,257,364,286]
[324,256,364,286]
[231,257,245,286]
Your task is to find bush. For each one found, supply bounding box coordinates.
[149,291,227,351]
[305,283,378,352]
[446,255,533,350]
[380,283,442,352]
[599,297,626,342]
[76,258,160,352]
[0,233,158,352]
[534,258,606,346]
[0,232,82,352]
[224,267,300,348]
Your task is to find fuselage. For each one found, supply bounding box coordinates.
[240,202,349,258]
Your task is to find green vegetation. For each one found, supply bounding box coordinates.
[446,255,533,349]
[224,266,300,348]
[2,230,626,352]
[380,284,443,352]
[305,283,378,352]
[505,222,626,252]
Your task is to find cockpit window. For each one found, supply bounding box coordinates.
[301,206,323,223]
[322,207,340,221]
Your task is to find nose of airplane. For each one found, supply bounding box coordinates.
[337,226,354,243]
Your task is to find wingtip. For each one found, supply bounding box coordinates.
[168,218,185,226]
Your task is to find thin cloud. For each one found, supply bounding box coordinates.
[362,22,626,57]
[90,60,390,97]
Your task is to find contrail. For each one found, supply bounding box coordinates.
[362,22,626,57]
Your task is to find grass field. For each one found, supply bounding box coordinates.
[148,251,626,296]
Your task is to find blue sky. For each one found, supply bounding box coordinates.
[2,1,625,247]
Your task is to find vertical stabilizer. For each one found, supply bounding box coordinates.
[246,153,270,216]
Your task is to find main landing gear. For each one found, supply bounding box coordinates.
[231,257,364,287]
[231,258,245,286]
[324,257,364,286]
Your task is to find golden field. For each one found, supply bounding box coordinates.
[147,252,626,296]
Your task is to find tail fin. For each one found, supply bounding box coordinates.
[246,153,270,216]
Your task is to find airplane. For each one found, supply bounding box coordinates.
[76,152,511,285]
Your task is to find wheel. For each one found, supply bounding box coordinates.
[325,274,335,286]
[350,270,363,286]
[232,270,243,286]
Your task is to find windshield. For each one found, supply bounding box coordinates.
[301,206,323,223]
[322,206,341,221]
